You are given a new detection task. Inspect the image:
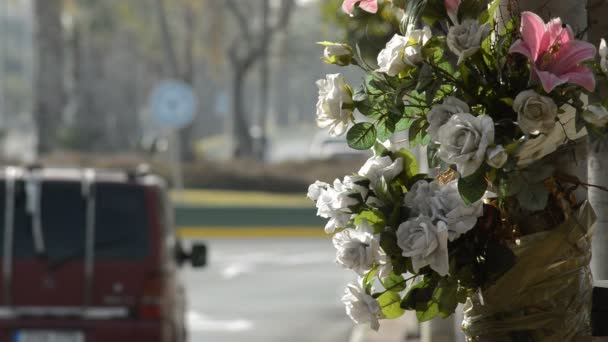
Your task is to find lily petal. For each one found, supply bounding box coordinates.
[509,39,533,60]
[520,12,546,62]
[549,40,597,74]
[562,65,596,92]
[358,0,378,13]
[535,69,568,93]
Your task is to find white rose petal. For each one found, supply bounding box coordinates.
[437,113,495,177]
[307,180,329,201]
[343,175,370,200]
[396,215,449,276]
[447,20,490,65]
[426,97,470,142]
[358,156,403,187]
[314,179,359,233]
[342,280,383,331]
[600,39,607,75]
[404,180,439,217]
[376,27,432,76]
[316,74,353,137]
[333,221,382,275]
[513,90,558,135]
[486,145,508,169]
[583,105,608,127]
[429,180,483,241]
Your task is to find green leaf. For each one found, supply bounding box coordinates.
[416,302,440,321]
[433,279,459,318]
[381,272,407,292]
[363,266,379,294]
[347,123,377,150]
[401,275,437,310]
[393,148,419,180]
[380,231,402,256]
[377,291,405,319]
[376,116,396,141]
[517,181,549,211]
[395,117,415,132]
[416,64,435,93]
[458,168,488,205]
[498,172,523,197]
[355,210,386,233]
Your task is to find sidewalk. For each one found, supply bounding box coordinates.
[349,312,419,342]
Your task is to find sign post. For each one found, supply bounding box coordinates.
[149,80,197,196]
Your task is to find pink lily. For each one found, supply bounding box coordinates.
[509,12,596,93]
[342,0,378,16]
[445,0,461,24]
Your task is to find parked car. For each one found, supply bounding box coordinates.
[309,132,371,160]
[0,166,206,342]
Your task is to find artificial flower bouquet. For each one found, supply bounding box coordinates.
[309,0,607,339]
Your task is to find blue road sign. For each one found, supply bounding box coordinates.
[150,80,198,129]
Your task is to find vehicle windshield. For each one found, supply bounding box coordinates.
[0,180,150,260]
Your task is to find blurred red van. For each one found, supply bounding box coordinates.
[0,167,206,342]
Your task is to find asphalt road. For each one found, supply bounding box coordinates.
[182,238,356,342]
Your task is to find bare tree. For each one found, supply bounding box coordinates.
[225,0,295,158]
[32,0,65,155]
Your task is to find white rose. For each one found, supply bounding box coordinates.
[447,20,490,65]
[513,90,558,135]
[486,145,508,168]
[583,105,608,127]
[343,175,370,200]
[429,180,483,241]
[426,97,470,142]
[314,179,359,233]
[358,156,403,187]
[376,27,432,76]
[333,221,381,275]
[396,215,449,276]
[437,113,495,177]
[316,74,354,136]
[600,39,607,75]
[307,180,329,201]
[320,42,353,66]
[341,280,383,331]
[403,180,439,217]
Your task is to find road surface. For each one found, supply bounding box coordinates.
[182,238,355,342]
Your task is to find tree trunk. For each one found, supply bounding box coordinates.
[587,0,608,280]
[33,0,65,155]
[232,71,254,157]
[256,0,271,161]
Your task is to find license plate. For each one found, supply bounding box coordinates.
[14,330,85,342]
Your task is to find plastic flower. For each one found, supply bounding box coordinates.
[358,156,403,187]
[341,280,382,331]
[332,221,382,275]
[426,96,470,142]
[396,216,449,276]
[342,0,378,16]
[318,42,353,66]
[315,74,353,136]
[486,145,508,168]
[376,27,432,76]
[509,12,596,93]
[437,113,495,177]
[447,19,490,65]
[513,89,558,135]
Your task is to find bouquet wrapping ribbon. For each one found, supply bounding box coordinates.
[462,202,596,341]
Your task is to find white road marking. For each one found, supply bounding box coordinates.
[187,310,254,333]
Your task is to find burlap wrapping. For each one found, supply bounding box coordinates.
[462,202,597,342]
